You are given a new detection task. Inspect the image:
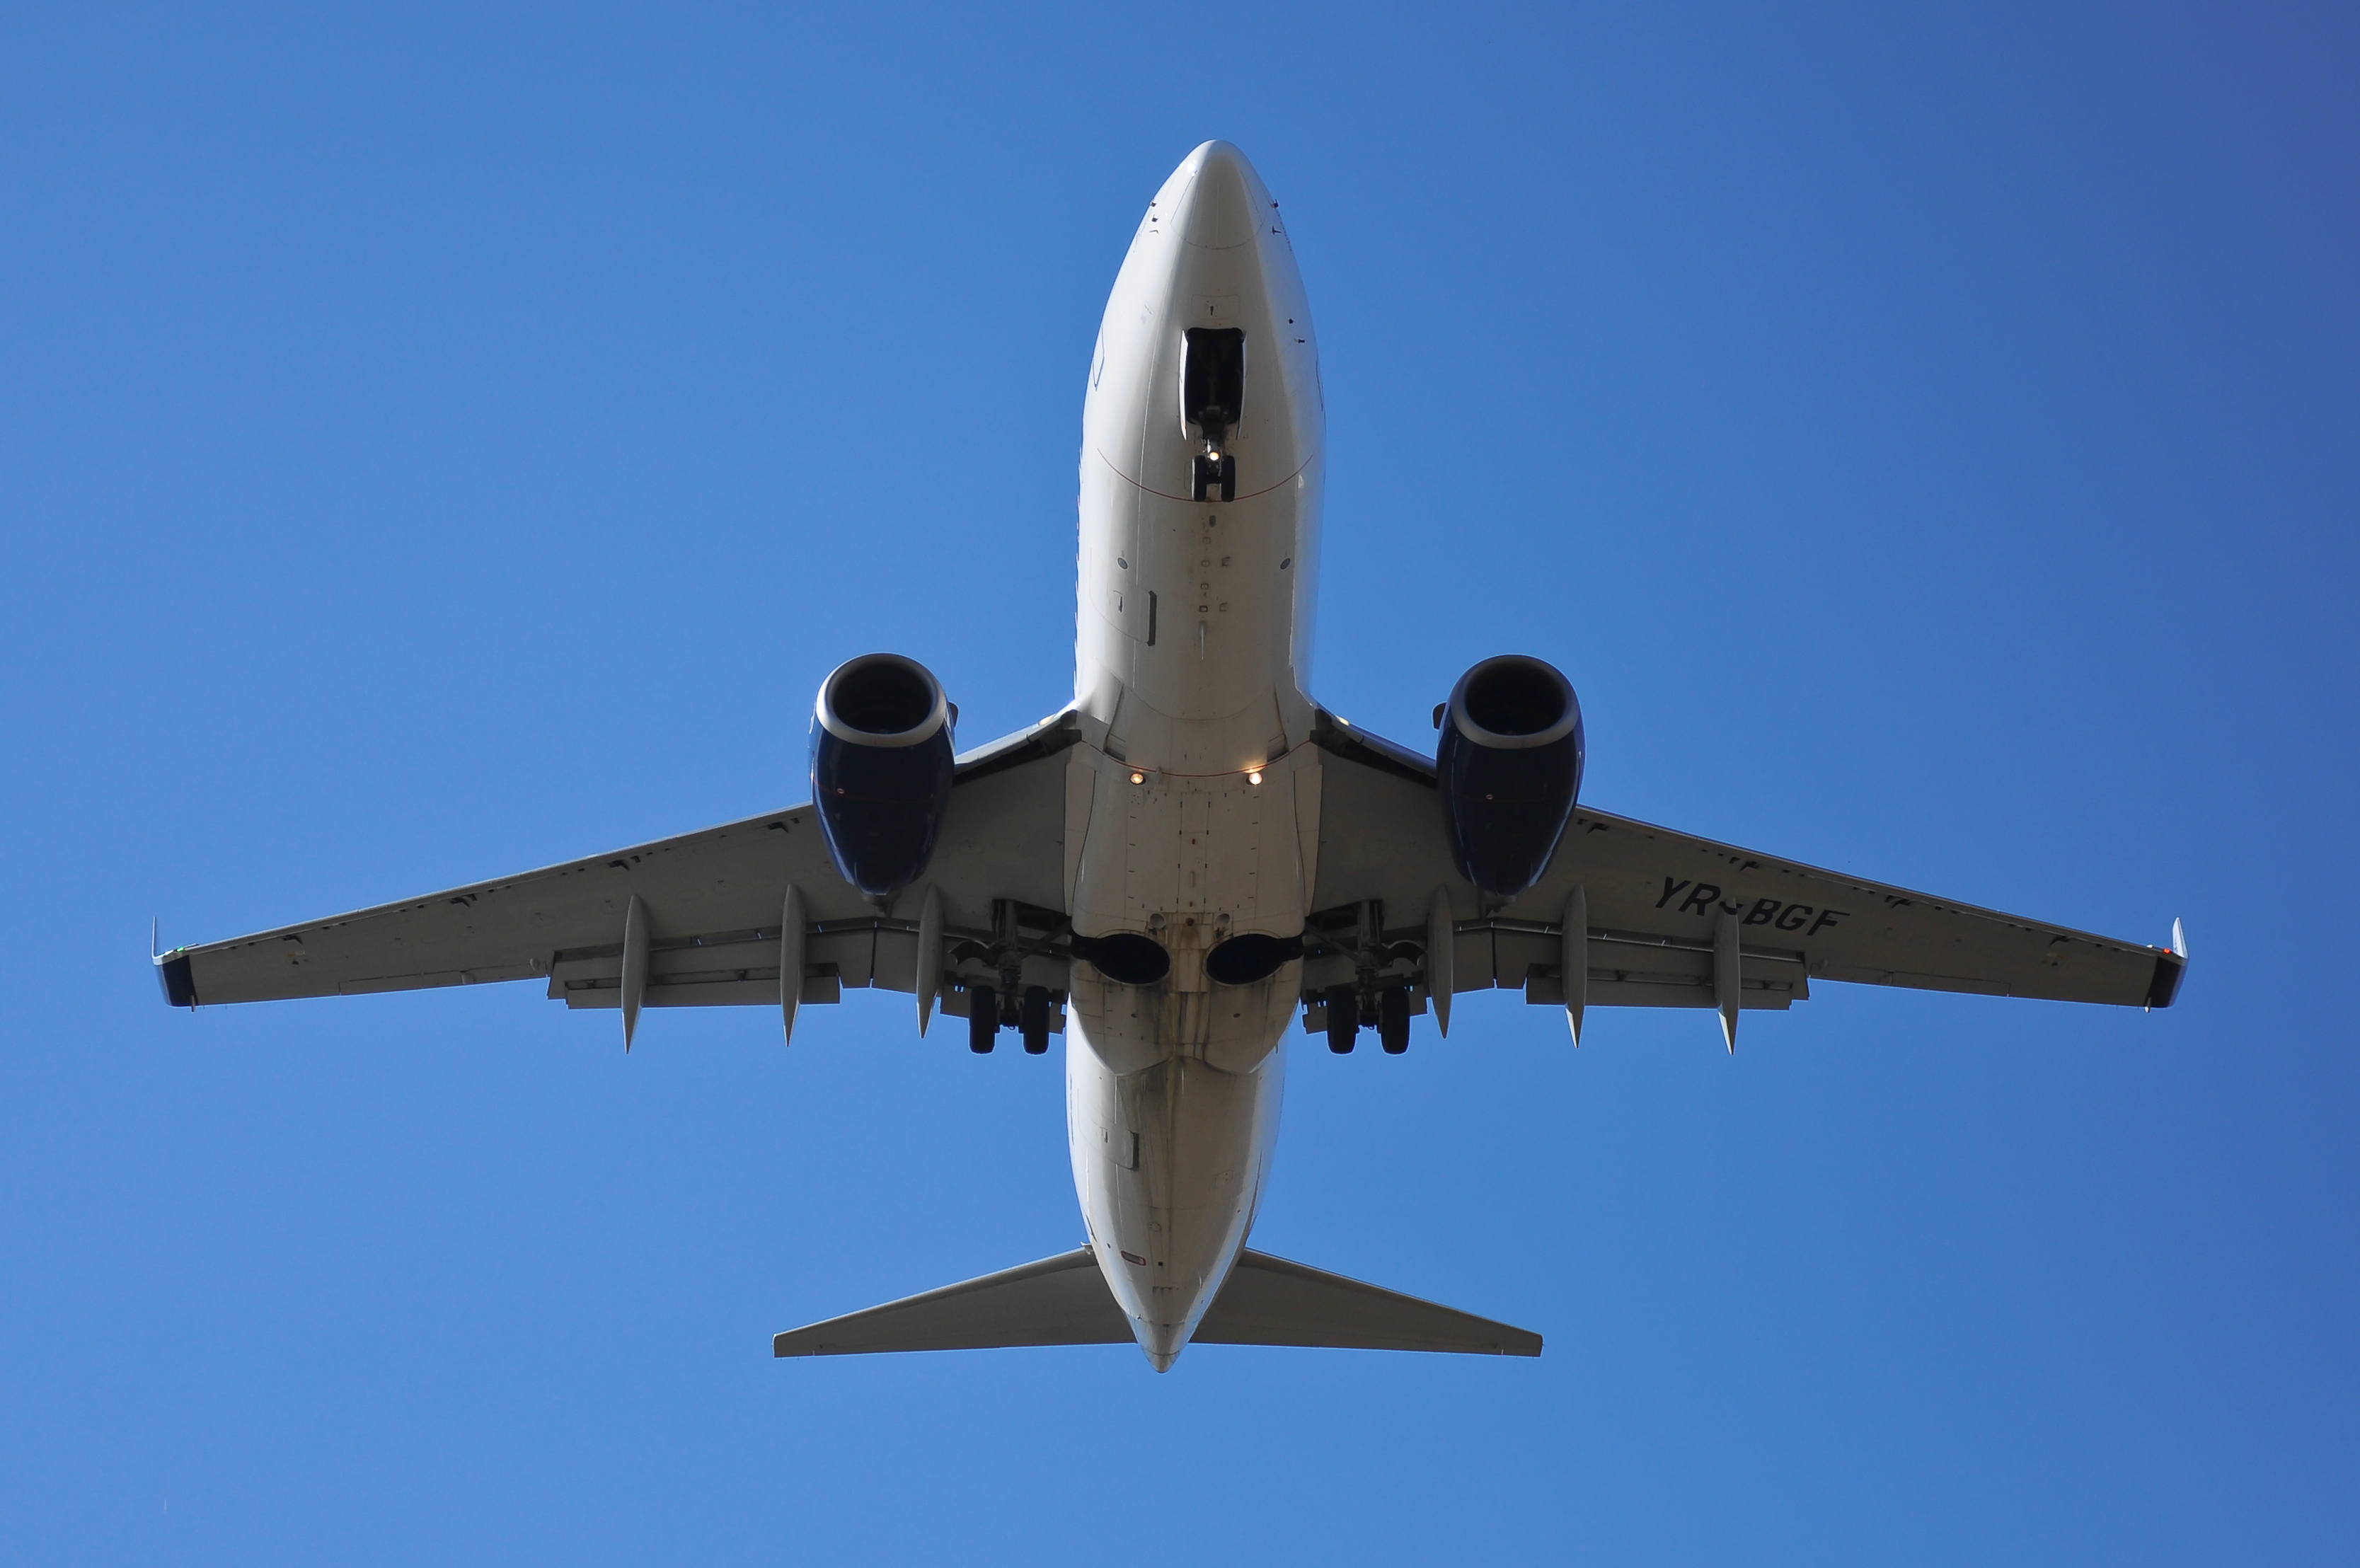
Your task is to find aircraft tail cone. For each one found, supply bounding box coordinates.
[1136,1318,1188,1372]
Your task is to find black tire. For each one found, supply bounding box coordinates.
[1325,984,1358,1054]
[1378,986,1410,1054]
[1020,985,1051,1054]
[968,984,996,1054]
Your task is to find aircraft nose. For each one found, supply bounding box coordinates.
[1175,140,1262,250]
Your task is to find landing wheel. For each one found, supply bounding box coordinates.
[1378,987,1410,1054]
[1020,985,1051,1054]
[1325,984,1359,1054]
[967,985,996,1054]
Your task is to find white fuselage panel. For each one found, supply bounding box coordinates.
[1063,142,1325,1369]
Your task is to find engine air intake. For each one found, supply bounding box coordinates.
[810,653,957,900]
[1437,655,1584,899]
[828,657,938,737]
[1463,659,1569,738]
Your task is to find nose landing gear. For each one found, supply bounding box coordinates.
[1190,451,1236,502]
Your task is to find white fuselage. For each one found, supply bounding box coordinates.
[1061,142,1325,1370]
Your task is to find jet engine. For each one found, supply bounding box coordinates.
[1436,655,1585,899]
[810,653,957,900]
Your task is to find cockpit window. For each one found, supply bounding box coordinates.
[1182,328,1245,437]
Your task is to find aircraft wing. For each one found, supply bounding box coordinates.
[156,713,1086,1022]
[1302,710,2186,1021]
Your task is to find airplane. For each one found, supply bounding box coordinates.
[153,141,2187,1372]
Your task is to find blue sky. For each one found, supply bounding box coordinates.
[3,3,2354,1562]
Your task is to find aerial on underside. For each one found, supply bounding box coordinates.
[155,142,2187,1371]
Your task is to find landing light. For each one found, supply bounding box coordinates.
[1130,771,1145,785]
[1248,770,1262,785]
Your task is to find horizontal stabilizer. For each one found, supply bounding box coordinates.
[773,1246,1541,1359]
[1200,1250,1543,1356]
[773,1247,1127,1356]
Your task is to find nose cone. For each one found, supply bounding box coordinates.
[1174,140,1263,250]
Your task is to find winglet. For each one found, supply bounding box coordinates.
[152,923,197,1010]
[2145,919,2189,1010]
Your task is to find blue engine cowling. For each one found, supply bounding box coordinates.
[1437,655,1585,899]
[810,653,957,901]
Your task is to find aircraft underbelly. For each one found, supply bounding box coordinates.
[1064,760,1304,1357]
[1061,141,1326,1366]
[1067,1029,1287,1357]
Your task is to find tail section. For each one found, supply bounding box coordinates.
[1197,1250,1541,1356]
[773,1247,1541,1362]
[771,1248,1126,1356]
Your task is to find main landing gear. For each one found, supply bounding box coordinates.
[967,984,1054,1055]
[1327,985,1415,1055]
[1325,984,1357,1053]
[969,984,996,1054]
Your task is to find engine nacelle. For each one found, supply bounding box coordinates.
[810,653,957,900]
[1437,655,1585,899]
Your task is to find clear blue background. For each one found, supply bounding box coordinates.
[4,4,2353,1562]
